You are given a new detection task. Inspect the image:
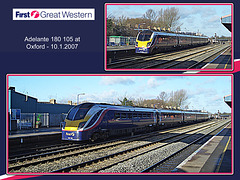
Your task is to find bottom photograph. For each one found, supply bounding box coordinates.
[7,74,232,174]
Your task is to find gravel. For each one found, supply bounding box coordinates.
[9,119,230,173]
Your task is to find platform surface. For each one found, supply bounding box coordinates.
[9,127,62,138]
[173,122,232,173]
[107,45,135,51]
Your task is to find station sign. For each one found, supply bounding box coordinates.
[10,109,21,120]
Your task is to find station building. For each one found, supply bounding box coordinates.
[8,87,74,130]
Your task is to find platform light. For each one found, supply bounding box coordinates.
[77,93,85,105]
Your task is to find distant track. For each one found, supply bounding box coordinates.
[106,44,231,70]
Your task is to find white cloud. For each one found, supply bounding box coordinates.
[203,77,217,84]
[188,87,216,98]
[100,76,135,85]
[147,77,164,88]
[211,95,223,102]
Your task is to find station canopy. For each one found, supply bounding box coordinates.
[224,94,231,108]
[221,14,231,32]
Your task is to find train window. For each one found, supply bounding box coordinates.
[67,103,95,121]
[133,113,138,118]
[74,108,89,120]
[85,110,103,128]
[147,113,151,118]
[138,113,142,118]
[127,113,132,119]
[66,107,78,120]
[114,113,120,120]
[137,31,152,41]
[143,114,147,118]
[158,36,163,44]
[121,113,127,119]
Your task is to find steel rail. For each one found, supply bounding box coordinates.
[107,45,215,69]
[8,120,218,172]
[50,121,221,173]
[140,121,231,173]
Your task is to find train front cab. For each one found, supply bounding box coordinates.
[62,103,97,141]
[135,30,153,54]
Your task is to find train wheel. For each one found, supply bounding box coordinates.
[90,132,99,142]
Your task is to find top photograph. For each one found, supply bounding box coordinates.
[105,3,233,71]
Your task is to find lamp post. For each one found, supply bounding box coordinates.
[77,93,85,105]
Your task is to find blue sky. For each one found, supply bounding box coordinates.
[8,75,231,113]
[107,4,232,37]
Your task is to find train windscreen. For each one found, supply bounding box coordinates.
[137,31,152,41]
[66,103,95,121]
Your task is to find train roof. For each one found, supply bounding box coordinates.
[183,111,208,114]
[76,103,207,114]
[141,30,208,39]
[97,103,157,112]
[159,109,183,113]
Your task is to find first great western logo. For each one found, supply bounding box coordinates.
[15,10,40,18]
[13,8,95,20]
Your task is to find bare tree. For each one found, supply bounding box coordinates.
[169,89,188,108]
[107,7,182,36]
[162,7,181,30]
[157,91,169,107]
[176,89,188,108]
[143,9,158,26]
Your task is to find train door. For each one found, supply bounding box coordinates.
[158,112,161,125]
[177,35,180,46]
[153,111,158,125]
[175,35,179,46]
[154,111,161,125]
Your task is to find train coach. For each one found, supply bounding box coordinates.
[62,103,208,142]
[135,30,209,54]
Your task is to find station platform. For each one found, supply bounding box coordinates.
[203,45,231,69]
[107,45,135,51]
[8,127,62,147]
[173,122,232,173]
[9,127,62,138]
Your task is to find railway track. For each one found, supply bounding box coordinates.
[8,119,230,173]
[9,120,213,161]
[107,46,208,69]
[9,141,82,160]
[96,119,230,173]
[106,44,230,69]
[141,122,231,173]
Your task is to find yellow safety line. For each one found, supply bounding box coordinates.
[216,136,231,172]
[224,56,232,69]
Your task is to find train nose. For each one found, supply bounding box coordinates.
[62,130,78,140]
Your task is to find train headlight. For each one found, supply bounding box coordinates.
[147,42,151,48]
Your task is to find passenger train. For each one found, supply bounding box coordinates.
[62,103,208,142]
[135,30,210,54]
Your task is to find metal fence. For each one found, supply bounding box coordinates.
[107,36,136,46]
[18,113,49,129]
